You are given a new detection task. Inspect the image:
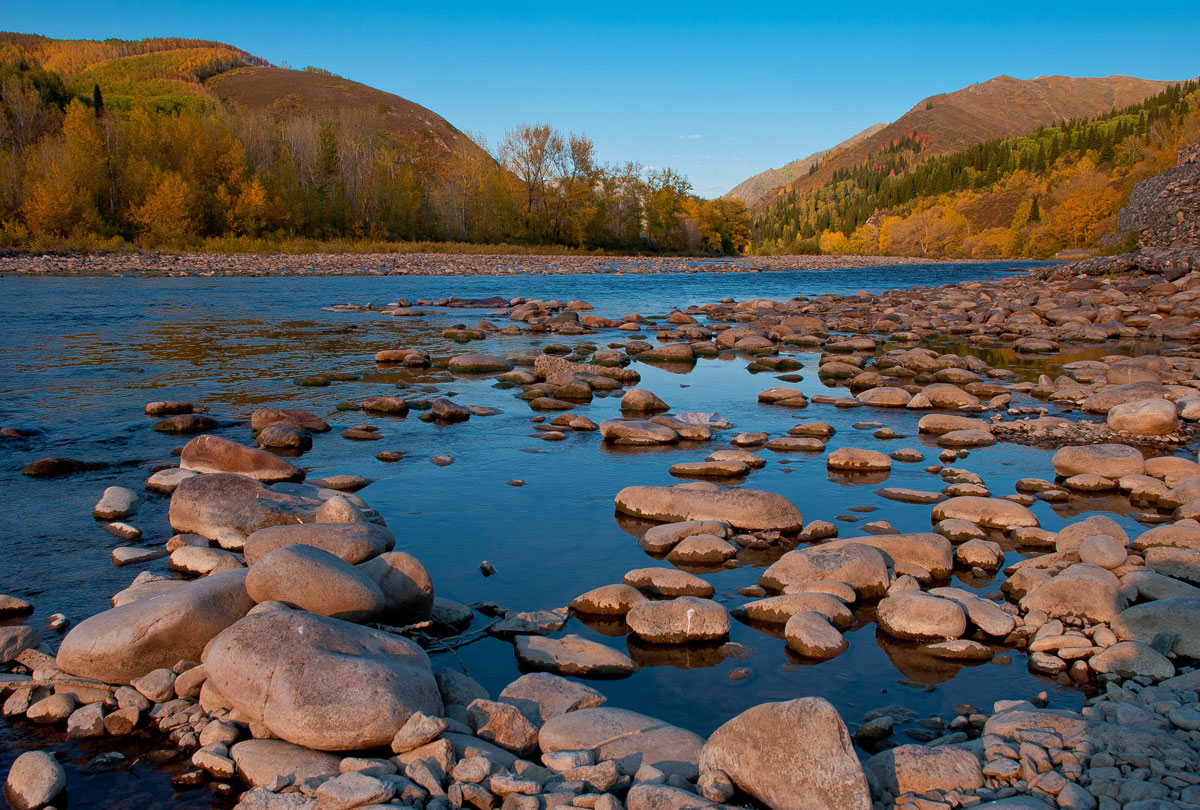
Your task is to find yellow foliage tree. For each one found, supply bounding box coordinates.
[22,99,106,237]
[818,229,848,254]
[132,170,194,246]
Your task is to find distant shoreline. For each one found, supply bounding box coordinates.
[0,251,1045,278]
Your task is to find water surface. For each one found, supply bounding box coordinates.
[2,261,1114,807]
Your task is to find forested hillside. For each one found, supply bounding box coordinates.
[0,33,749,254]
[752,81,1200,258]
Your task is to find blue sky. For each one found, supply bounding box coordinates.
[7,2,1200,197]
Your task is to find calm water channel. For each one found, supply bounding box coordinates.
[2,260,1125,808]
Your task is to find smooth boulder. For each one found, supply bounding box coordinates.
[180,434,305,483]
[56,569,253,684]
[760,543,890,597]
[615,485,803,532]
[246,545,385,622]
[1107,398,1178,435]
[931,496,1038,529]
[539,707,704,780]
[4,751,66,810]
[1111,596,1200,657]
[700,698,871,810]
[1051,444,1145,479]
[204,610,442,750]
[876,592,966,642]
[625,596,729,644]
[243,522,394,565]
[357,551,435,623]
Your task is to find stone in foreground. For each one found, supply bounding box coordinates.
[539,707,704,780]
[204,610,442,750]
[56,569,253,684]
[4,750,65,810]
[700,697,871,810]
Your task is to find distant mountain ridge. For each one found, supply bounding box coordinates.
[740,74,1176,214]
[207,66,479,157]
[723,122,886,206]
[0,31,485,160]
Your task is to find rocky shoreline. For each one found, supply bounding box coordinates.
[5,247,1200,810]
[0,250,1001,277]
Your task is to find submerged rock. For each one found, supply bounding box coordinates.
[513,634,638,678]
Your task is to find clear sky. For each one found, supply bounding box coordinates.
[6,1,1199,197]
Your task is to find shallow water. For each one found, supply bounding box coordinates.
[0,260,1137,807]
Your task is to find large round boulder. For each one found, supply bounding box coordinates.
[876,592,966,642]
[931,497,1038,530]
[625,596,729,644]
[57,570,254,684]
[169,473,318,541]
[357,551,435,623]
[1052,444,1145,479]
[1020,564,1124,624]
[1107,398,1178,436]
[243,522,394,565]
[204,610,442,750]
[4,751,66,810]
[760,543,890,597]
[700,698,870,810]
[615,485,802,532]
[246,545,385,622]
[180,435,305,483]
[1112,596,1200,657]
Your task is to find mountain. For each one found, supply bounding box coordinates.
[750,79,1200,259]
[0,32,483,159]
[723,123,885,206]
[745,74,1176,214]
[207,66,477,157]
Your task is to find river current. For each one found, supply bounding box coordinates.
[2,260,1120,808]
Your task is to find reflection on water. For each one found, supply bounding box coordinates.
[0,262,1120,808]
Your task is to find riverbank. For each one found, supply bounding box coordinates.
[0,250,1027,277]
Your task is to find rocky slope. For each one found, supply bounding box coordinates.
[1119,139,1200,249]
